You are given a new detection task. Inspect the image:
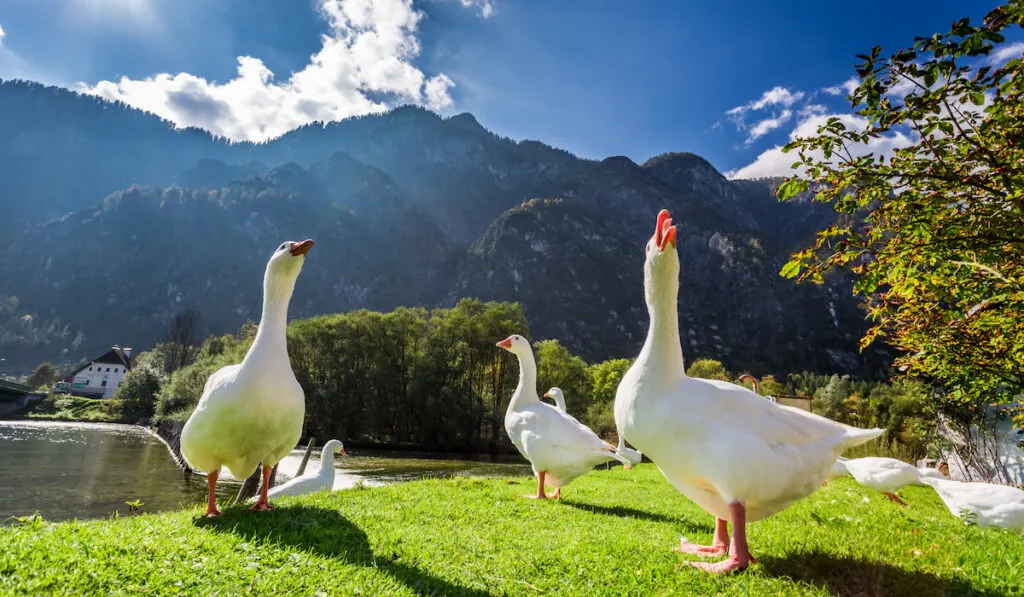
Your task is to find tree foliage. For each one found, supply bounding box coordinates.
[26,362,60,389]
[685,358,731,381]
[779,2,1024,421]
[535,339,591,417]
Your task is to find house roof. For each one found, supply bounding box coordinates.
[68,347,134,376]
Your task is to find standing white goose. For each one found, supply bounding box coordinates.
[545,387,643,467]
[499,336,632,499]
[836,456,943,504]
[614,209,884,574]
[180,239,314,516]
[920,476,1024,529]
[264,440,347,499]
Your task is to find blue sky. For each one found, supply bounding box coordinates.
[0,0,1013,176]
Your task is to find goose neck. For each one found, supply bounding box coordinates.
[508,350,539,411]
[244,267,296,364]
[639,275,685,378]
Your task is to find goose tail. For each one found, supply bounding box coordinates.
[602,442,634,469]
[838,427,885,451]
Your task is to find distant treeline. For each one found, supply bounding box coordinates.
[103,299,935,456]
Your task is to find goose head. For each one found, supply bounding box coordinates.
[643,209,678,310]
[543,387,567,411]
[323,439,347,457]
[496,334,531,356]
[268,239,315,278]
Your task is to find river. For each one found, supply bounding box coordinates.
[0,420,531,522]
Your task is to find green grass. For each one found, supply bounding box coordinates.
[1,465,1022,596]
[19,395,124,423]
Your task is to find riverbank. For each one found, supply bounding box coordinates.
[2,466,1021,596]
[5,394,127,423]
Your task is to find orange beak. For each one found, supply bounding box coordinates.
[340,448,348,457]
[496,337,513,349]
[543,391,551,398]
[290,239,315,256]
[653,209,677,251]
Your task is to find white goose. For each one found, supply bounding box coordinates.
[264,439,347,499]
[920,476,1024,529]
[499,336,632,499]
[614,209,884,574]
[180,239,314,516]
[543,387,568,411]
[832,456,944,504]
[545,387,643,467]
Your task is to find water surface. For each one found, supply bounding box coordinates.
[0,421,531,522]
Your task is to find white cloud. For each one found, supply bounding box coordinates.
[0,23,5,46]
[77,0,457,142]
[726,112,914,179]
[987,41,1024,65]
[460,0,495,18]
[822,76,858,96]
[799,103,827,117]
[727,86,805,116]
[746,109,792,144]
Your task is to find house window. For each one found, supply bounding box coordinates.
[101,381,107,387]
[106,367,111,372]
[88,367,93,371]
[83,379,89,385]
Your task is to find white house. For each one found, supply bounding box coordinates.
[68,346,135,399]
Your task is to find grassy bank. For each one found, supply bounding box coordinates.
[16,394,125,423]
[1,465,1022,596]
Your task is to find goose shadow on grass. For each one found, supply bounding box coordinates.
[757,552,1005,597]
[560,500,712,531]
[195,505,492,597]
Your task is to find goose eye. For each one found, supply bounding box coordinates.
[279,243,288,250]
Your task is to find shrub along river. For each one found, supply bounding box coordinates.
[0,420,530,522]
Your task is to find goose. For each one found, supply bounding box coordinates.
[545,387,643,467]
[499,336,632,499]
[920,476,1024,529]
[836,456,944,505]
[264,440,347,499]
[180,239,314,516]
[613,209,884,574]
[543,387,568,411]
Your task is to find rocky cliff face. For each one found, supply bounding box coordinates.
[0,81,889,376]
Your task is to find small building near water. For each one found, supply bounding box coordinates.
[67,346,135,399]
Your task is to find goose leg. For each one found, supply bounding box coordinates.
[689,503,751,574]
[884,492,907,506]
[249,464,277,511]
[552,487,561,500]
[204,470,222,517]
[526,471,548,499]
[674,517,728,556]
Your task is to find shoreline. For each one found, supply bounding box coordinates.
[0,416,525,462]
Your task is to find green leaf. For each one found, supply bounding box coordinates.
[779,260,802,279]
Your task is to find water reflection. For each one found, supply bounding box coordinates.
[1,421,532,522]
[0,420,234,522]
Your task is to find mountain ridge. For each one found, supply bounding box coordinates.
[0,80,889,377]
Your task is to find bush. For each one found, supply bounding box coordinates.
[686,358,731,381]
[116,369,161,421]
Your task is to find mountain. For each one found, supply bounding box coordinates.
[0,80,890,376]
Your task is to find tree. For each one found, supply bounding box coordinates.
[117,369,162,421]
[27,362,60,388]
[686,358,730,381]
[534,339,591,416]
[779,2,1024,424]
[164,310,203,373]
[813,375,854,423]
